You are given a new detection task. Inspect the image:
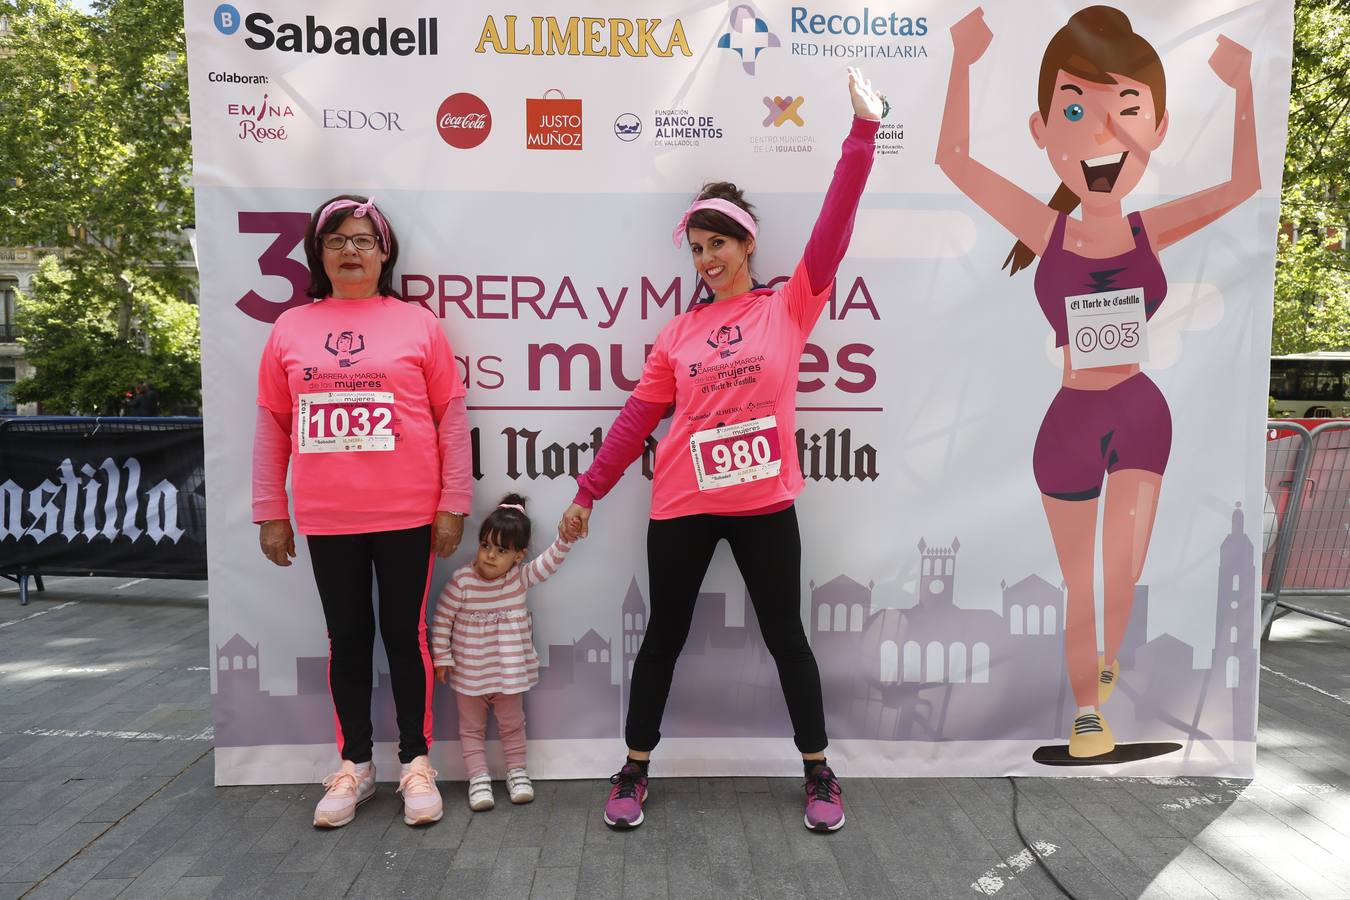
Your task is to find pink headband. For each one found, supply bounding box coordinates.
[671,198,757,247]
[497,503,525,512]
[315,197,390,249]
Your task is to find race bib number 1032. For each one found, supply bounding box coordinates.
[297,391,396,454]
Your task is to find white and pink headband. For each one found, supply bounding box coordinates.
[671,198,757,247]
[315,197,390,249]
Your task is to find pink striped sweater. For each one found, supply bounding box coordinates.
[430,536,573,696]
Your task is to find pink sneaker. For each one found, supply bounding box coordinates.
[313,760,375,828]
[397,756,443,826]
[602,763,647,829]
[803,766,845,832]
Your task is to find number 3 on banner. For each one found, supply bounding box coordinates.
[235,211,312,323]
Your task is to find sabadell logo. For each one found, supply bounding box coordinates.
[436,94,492,149]
[212,4,439,56]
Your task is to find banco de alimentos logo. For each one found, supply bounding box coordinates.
[717,4,780,75]
[212,4,438,56]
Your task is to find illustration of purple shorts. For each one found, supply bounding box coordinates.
[1032,373,1171,501]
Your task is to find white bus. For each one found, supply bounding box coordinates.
[1269,351,1350,418]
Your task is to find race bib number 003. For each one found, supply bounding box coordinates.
[1064,288,1149,369]
[689,415,782,491]
[297,391,396,454]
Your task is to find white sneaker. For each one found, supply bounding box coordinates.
[467,773,495,811]
[506,768,534,804]
[313,760,376,828]
[397,756,443,826]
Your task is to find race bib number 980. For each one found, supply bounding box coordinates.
[689,415,782,491]
[1064,288,1150,370]
[297,391,396,453]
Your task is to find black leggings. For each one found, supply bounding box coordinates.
[307,525,434,765]
[625,505,828,754]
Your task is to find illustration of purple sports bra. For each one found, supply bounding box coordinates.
[1034,212,1168,357]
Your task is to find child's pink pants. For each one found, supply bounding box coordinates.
[455,691,527,777]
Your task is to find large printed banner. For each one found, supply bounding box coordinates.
[187,0,1292,784]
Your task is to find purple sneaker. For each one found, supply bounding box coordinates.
[803,766,845,832]
[603,763,647,828]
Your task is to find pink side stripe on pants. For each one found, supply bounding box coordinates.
[455,691,527,778]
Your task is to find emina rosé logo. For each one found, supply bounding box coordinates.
[227,92,294,142]
[436,93,491,149]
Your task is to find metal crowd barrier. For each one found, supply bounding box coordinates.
[1263,420,1350,633]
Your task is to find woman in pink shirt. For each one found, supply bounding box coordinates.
[559,68,883,834]
[253,195,473,829]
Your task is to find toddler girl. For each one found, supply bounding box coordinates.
[430,494,572,810]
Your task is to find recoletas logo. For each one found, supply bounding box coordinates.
[717,4,780,75]
[212,5,439,56]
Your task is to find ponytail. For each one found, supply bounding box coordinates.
[1003,183,1080,276]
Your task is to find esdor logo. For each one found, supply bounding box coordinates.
[436,93,491,149]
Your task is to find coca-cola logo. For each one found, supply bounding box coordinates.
[436,92,491,149]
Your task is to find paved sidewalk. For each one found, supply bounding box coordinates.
[3,578,1350,899]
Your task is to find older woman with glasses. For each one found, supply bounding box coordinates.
[252,194,472,828]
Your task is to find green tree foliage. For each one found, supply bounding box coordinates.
[12,256,200,414]
[1275,0,1350,353]
[0,0,197,412]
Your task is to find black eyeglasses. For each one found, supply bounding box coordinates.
[321,233,381,251]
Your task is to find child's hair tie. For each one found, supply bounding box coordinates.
[498,503,525,511]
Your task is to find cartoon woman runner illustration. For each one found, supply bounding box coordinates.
[936,6,1259,758]
[325,330,366,368]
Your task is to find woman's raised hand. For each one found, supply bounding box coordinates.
[847,67,884,121]
[1208,34,1252,89]
[950,7,992,67]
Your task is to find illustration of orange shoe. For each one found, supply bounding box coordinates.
[1068,711,1115,758]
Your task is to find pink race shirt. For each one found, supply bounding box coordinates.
[256,296,465,534]
[633,260,830,519]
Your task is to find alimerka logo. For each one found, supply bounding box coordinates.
[475,15,691,57]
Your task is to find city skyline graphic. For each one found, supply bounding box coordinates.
[213,504,1256,750]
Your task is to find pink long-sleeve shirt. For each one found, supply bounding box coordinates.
[430,536,573,696]
[252,295,473,534]
[575,115,879,517]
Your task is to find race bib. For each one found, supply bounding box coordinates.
[1064,289,1149,369]
[689,415,782,491]
[297,391,396,453]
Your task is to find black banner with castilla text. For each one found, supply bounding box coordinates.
[0,418,207,579]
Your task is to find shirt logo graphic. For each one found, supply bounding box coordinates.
[707,325,744,358]
[325,330,366,368]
